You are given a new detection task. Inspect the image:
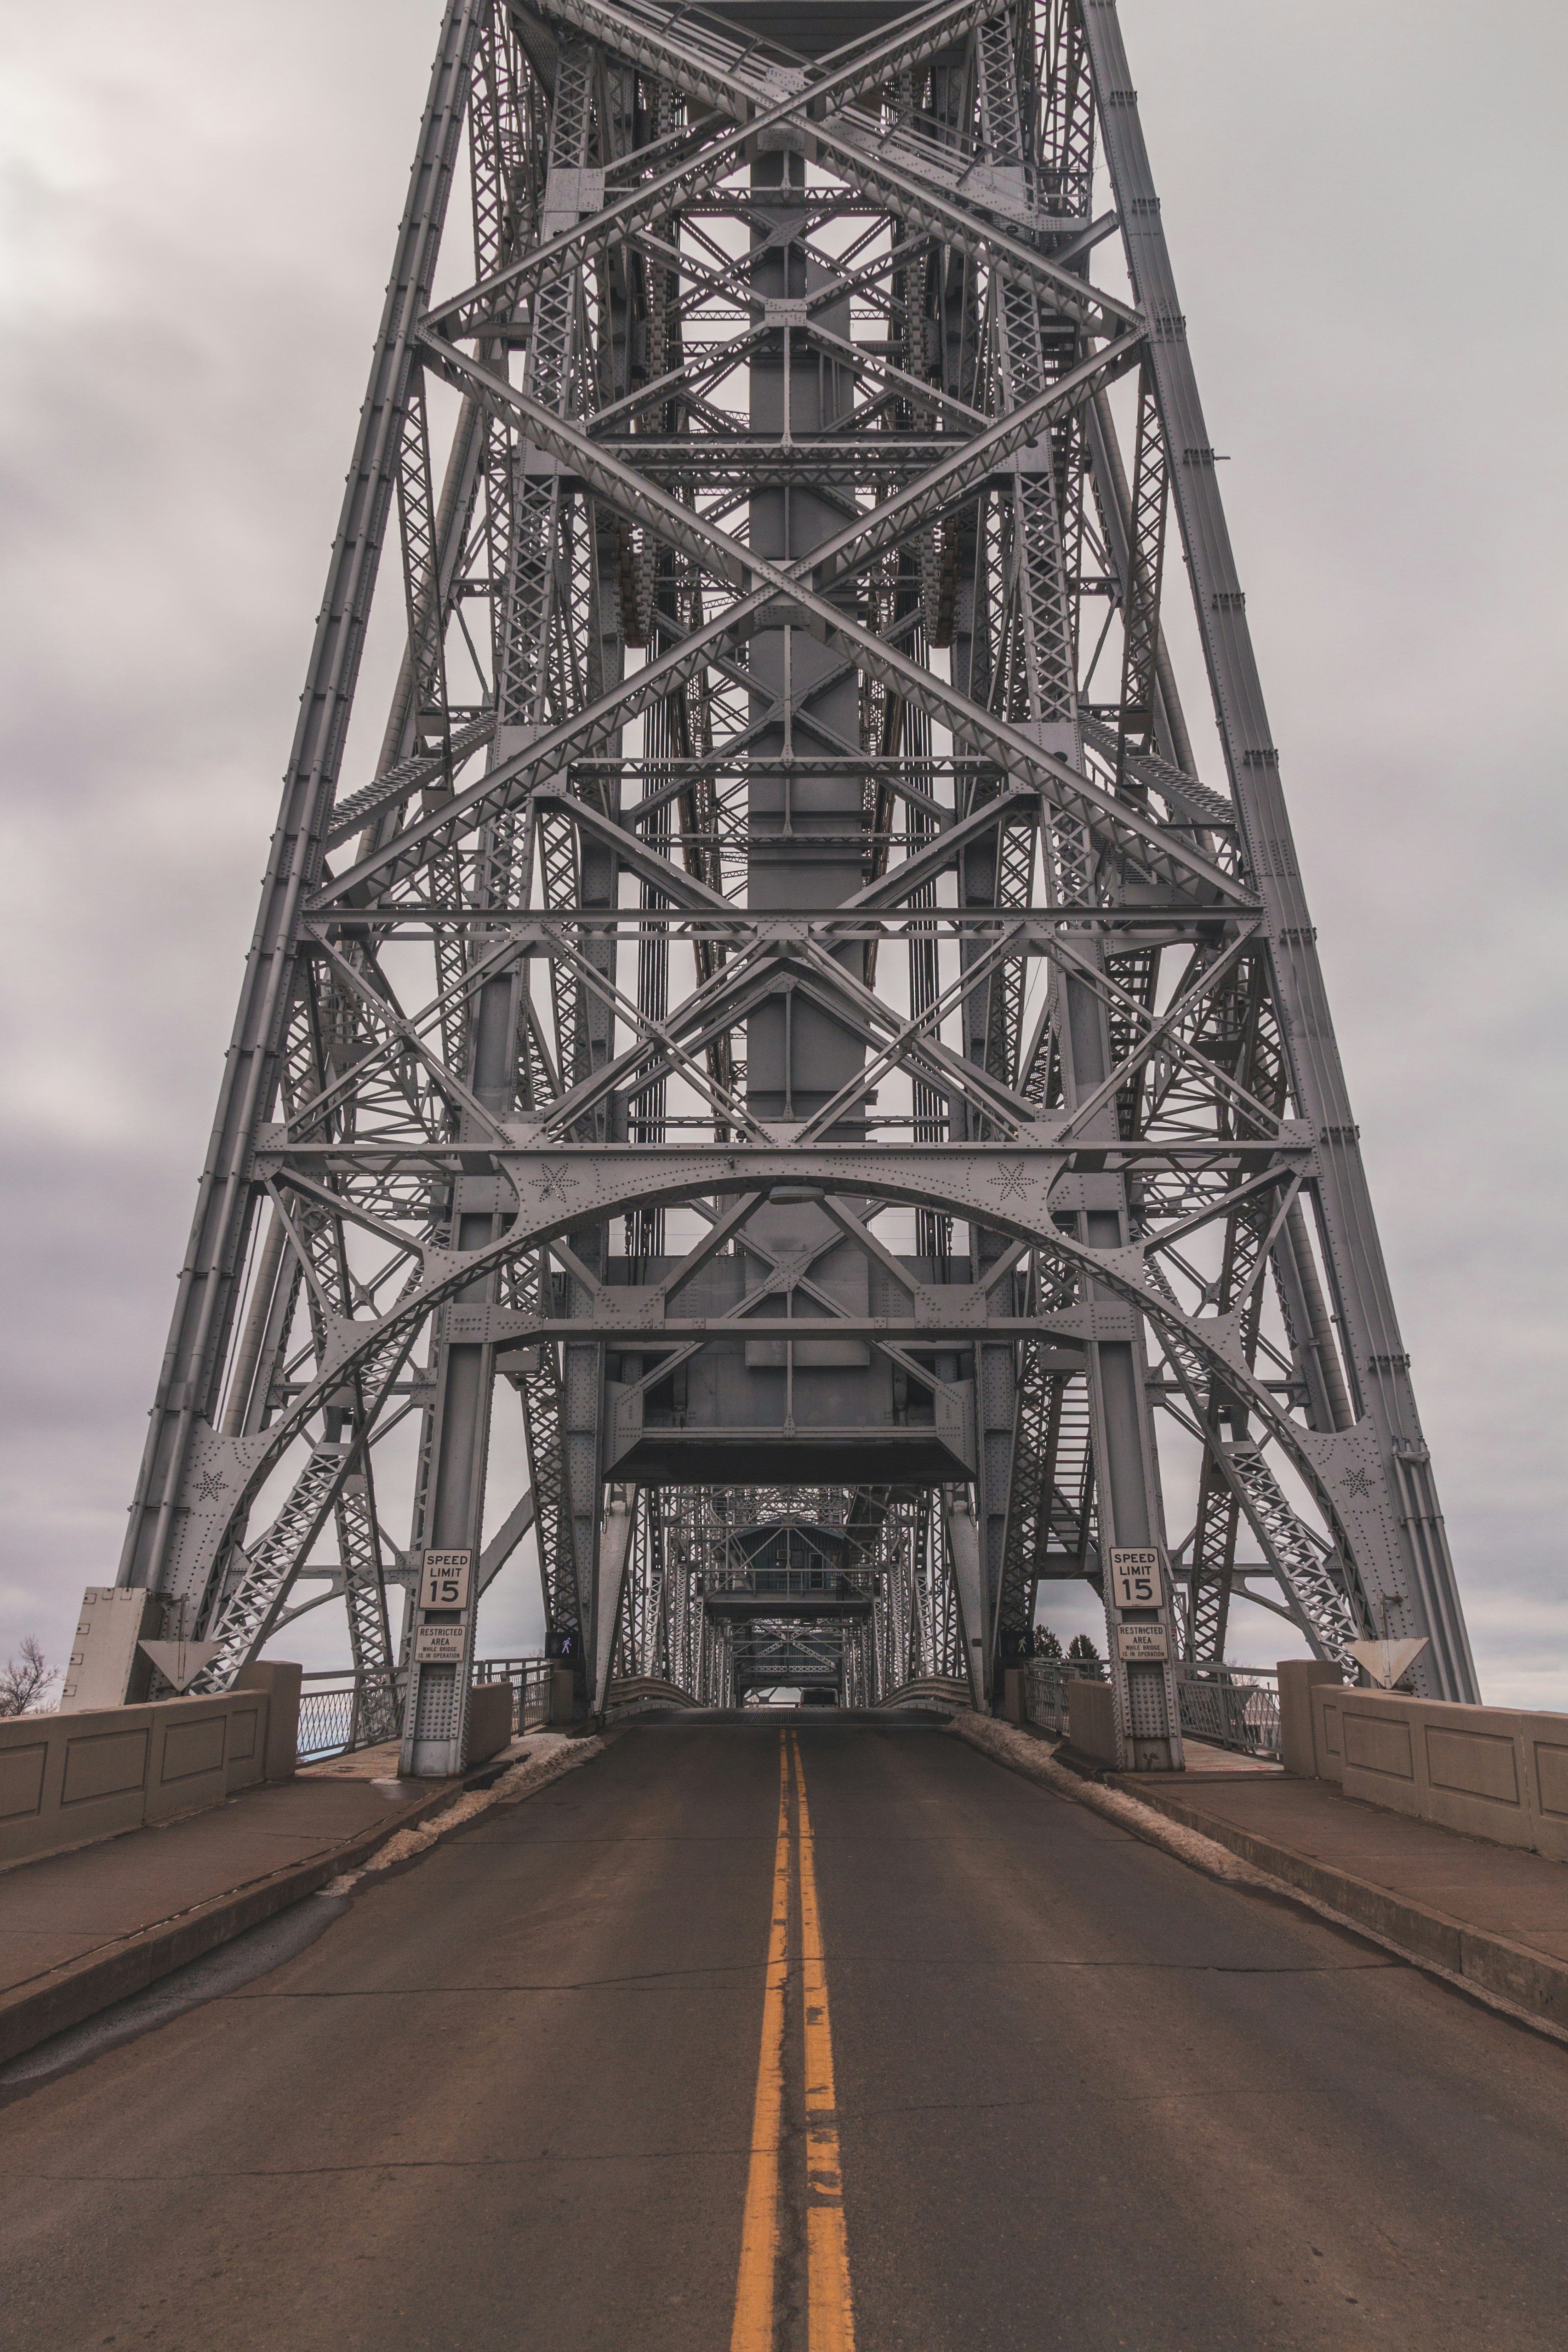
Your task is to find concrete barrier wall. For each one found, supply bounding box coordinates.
[463,1680,513,1767]
[1277,1660,1342,1777]
[0,1674,299,1872]
[1283,1671,1568,1865]
[234,1660,302,1782]
[1068,1679,1118,1765]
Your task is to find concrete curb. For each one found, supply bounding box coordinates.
[947,1714,1568,2041]
[332,1734,607,1884]
[946,1714,1279,1889]
[1122,1781,1568,2037]
[0,1735,605,2067]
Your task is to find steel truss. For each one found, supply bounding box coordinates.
[114,0,1477,1775]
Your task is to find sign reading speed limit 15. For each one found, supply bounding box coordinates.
[420,1549,472,1611]
[1109,1548,1163,1610]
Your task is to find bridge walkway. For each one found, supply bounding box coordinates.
[4,1720,1567,2349]
[0,1735,553,2065]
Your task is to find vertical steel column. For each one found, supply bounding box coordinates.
[399,964,519,1774]
[1055,931,1183,1768]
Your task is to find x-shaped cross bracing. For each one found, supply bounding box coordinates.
[317,330,1247,916]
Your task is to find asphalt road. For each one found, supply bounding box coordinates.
[5,1720,1568,2351]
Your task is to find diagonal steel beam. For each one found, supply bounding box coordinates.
[409,343,1253,907]
[506,0,1140,328]
[428,0,1015,333]
[117,0,489,1593]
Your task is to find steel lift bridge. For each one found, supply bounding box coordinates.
[114,0,1478,1773]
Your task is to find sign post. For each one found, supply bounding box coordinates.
[1103,1546,1183,1773]
[399,1547,476,1777]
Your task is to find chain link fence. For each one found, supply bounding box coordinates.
[296,1673,389,1762]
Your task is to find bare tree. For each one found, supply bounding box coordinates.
[0,1636,57,1716]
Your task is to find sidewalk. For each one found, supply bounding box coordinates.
[0,1738,534,2065]
[1118,1757,1568,2033]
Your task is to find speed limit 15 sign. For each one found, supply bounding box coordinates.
[420,1549,472,1611]
[1109,1548,1163,1610]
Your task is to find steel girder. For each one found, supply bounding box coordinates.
[111,0,1476,1777]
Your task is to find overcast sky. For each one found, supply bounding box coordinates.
[1,0,1563,1703]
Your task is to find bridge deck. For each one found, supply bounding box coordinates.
[4,1722,1566,2348]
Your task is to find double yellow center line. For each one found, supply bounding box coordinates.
[730,1733,855,2352]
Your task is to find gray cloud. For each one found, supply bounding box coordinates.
[1,0,1562,1699]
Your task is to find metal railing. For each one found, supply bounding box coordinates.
[1023,1657,1281,1760]
[1025,1656,1106,1735]
[473,1656,553,1734]
[296,1657,551,1762]
[703,1570,881,1597]
[296,1672,393,1762]
[1174,1665,1280,1759]
[297,1654,1280,1758]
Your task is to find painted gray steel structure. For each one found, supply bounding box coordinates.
[113,0,1477,1773]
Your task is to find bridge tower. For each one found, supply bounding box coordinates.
[112,0,1478,1770]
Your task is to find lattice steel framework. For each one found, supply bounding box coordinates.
[113,0,1477,1775]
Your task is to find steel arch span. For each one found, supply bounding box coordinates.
[112,0,1477,1773]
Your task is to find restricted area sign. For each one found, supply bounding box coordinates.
[1109,1548,1163,1610]
[1116,1622,1169,1662]
[414,1625,465,1664]
[420,1548,472,1611]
